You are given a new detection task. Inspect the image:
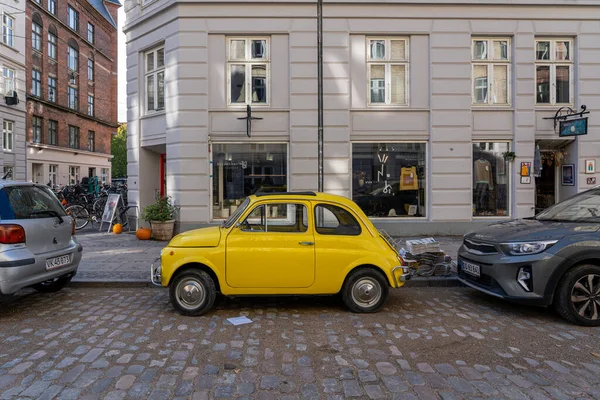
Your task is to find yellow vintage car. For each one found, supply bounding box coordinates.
[151,192,411,316]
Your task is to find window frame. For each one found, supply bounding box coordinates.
[88,130,95,152]
[32,22,42,52]
[87,58,94,81]
[49,164,57,186]
[69,165,79,185]
[471,38,512,106]
[144,46,165,113]
[2,12,15,47]
[68,86,78,110]
[48,32,57,60]
[314,203,362,236]
[67,6,78,32]
[87,94,94,116]
[48,76,56,102]
[87,22,94,44]
[32,116,42,143]
[239,202,309,233]
[226,37,271,107]
[534,39,574,106]
[31,69,42,97]
[68,125,79,149]
[67,45,78,72]
[472,140,512,219]
[2,67,15,96]
[48,0,56,15]
[48,120,57,145]
[366,37,410,107]
[2,120,13,151]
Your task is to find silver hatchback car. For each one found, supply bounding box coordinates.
[0,180,82,295]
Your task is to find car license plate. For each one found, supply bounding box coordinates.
[46,254,71,270]
[462,261,481,277]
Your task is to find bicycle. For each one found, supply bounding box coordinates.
[65,193,106,230]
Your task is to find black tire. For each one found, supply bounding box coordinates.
[66,205,89,230]
[169,270,217,316]
[32,274,73,293]
[341,267,389,313]
[554,264,600,327]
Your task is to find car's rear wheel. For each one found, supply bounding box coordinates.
[32,274,73,293]
[170,270,216,316]
[342,267,389,313]
[555,264,600,326]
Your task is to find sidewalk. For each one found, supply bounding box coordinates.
[72,227,463,287]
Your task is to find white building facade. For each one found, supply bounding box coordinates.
[124,0,600,235]
[1,0,27,180]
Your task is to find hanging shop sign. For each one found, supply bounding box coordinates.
[543,105,590,137]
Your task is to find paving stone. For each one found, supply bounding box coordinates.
[472,380,499,396]
[382,375,409,393]
[260,375,279,390]
[321,378,341,393]
[364,384,386,399]
[405,371,425,386]
[20,380,52,398]
[376,361,397,376]
[435,363,458,375]
[416,363,435,373]
[448,376,476,394]
[301,383,319,398]
[499,385,529,400]
[237,383,255,395]
[339,367,354,380]
[215,385,235,398]
[358,369,378,383]
[128,383,151,398]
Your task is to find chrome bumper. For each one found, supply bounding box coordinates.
[150,257,162,287]
[392,265,413,287]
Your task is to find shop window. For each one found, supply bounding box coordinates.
[472,142,510,217]
[227,37,270,105]
[535,39,573,105]
[367,37,409,106]
[472,38,510,105]
[212,143,287,219]
[352,143,426,218]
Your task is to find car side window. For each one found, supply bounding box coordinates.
[314,204,361,236]
[240,203,308,233]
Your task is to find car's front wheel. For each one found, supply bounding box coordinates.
[342,267,389,313]
[32,274,73,293]
[170,270,216,316]
[555,264,600,326]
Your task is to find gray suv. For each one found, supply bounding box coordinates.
[0,181,82,295]
[458,187,600,326]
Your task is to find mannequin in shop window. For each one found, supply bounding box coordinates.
[474,154,494,215]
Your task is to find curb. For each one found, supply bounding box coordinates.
[70,276,464,289]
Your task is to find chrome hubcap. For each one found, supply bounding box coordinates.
[571,274,600,320]
[177,279,205,310]
[351,278,381,307]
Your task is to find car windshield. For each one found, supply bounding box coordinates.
[222,197,250,228]
[0,185,67,220]
[536,189,600,222]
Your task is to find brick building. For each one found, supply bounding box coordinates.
[26,0,120,187]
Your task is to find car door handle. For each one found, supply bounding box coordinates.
[299,241,314,246]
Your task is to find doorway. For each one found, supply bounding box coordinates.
[535,151,556,214]
[89,167,96,178]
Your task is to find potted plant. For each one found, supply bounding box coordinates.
[502,151,516,162]
[141,196,178,241]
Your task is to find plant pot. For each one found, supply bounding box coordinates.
[150,220,175,241]
[220,208,230,218]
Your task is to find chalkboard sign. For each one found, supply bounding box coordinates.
[99,194,121,232]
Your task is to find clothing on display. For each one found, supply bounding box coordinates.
[474,158,494,189]
[400,166,419,190]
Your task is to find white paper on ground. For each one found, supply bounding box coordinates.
[226,316,253,326]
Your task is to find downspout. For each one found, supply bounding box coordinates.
[317,0,324,192]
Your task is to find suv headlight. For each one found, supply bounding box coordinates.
[500,240,558,256]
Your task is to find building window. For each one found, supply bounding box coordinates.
[68,6,78,31]
[211,143,287,219]
[87,58,94,81]
[88,131,95,152]
[352,143,426,218]
[67,46,78,71]
[87,95,94,116]
[473,142,510,217]
[48,0,56,15]
[49,120,57,145]
[145,46,164,112]
[2,13,14,47]
[68,126,79,149]
[101,168,108,184]
[32,22,42,52]
[48,32,57,59]
[87,22,94,44]
[227,38,270,105]
[49,164,57,186]
[69,166,79,184]
[48,76,56,102]
[3,67,15,96]
[535,39,573,105]
[33,116,42,143]
[2,120,13,151]
[472,38,510,105]
[68,87,78,110]
[366,38,409,106]
[31,70,42,97]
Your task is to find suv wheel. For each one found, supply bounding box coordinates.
[555,264,600,326]
[342,268,389,313]
[32,274,73,293]
[170,270,216,316]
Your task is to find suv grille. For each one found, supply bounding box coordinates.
[464,239,498,255]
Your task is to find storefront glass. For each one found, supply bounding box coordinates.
[212,143,287,219]
[352,143,426,218]
[472,142,510,217]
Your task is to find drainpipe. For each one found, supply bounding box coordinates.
[317,0,324,192]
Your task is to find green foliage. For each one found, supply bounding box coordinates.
[502,151,516,161]
[141,196,177,222]
[111,123,127,178]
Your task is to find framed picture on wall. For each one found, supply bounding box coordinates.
[562,164,575,186]
[585,159,595,174]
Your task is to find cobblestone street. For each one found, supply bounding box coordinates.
[1,286,599,399]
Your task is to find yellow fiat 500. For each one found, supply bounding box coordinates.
[151,192,411,316]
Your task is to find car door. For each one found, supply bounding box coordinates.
[226,201,315,288]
